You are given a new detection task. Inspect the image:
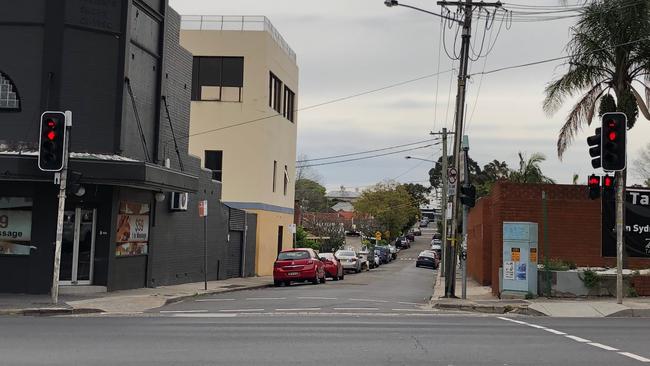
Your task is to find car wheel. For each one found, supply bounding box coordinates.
[332,273,339,281]
[284,281,291,286]
[311,276,319,285]
[320,274,326,284]
[339,273,345,280]
[274,280,281,287]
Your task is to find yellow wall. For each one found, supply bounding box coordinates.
[180,27,298,276]
[250,210,294,276]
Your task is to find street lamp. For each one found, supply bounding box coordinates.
[384,0,460,23]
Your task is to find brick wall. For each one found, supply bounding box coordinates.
[466,181,650,295]
[631,276,650,296]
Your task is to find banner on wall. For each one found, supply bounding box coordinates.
[115,202,150,256]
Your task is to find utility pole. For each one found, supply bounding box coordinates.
[615,170,624,304]
[460,135,469,299]
[430,128,450,280]
[437,0,502,298]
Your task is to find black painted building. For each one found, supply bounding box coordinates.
[0,0,255,294]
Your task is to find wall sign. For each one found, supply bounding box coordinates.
[115,202,150,256]
[603,188,650,258]
[0,197,33,256]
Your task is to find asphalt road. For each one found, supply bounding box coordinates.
[2,227,650,365]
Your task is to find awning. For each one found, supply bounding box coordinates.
[0,152,198,192]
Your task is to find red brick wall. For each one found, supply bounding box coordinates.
[631,276,650,296]
[466,181,650,295]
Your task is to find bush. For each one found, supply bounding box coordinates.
[544,258,577,271]
[579,269,601,289]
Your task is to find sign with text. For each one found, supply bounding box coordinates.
[602,188,650,258]
[198,200,208,217]
[115,202,150,257]
[511,247,521,262]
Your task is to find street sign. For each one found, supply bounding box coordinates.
[447,167,457,184]
[289,223,297,234]
[446,202,452,219]
[375,231,382,241]
[447,185,456,197]
[198,200,208,217]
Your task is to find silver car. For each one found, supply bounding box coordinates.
[335,250,362,273]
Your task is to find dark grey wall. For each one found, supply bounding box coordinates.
[244,213,257,277]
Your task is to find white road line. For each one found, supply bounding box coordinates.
[159,310,208,314]
[245,297,286,301]
[195,298,236,302]
[497,316,527,325]
[333,307,379,311]
[349,298,389,303]
[618,352,650,363]
[391,309,436,312]
[565,335,591,343]
[588,343,619,351]
[543,328,567,335]
[219,309,264,312]
[297,297,337,300]
[396,301,419,305]
[525,323,547,329]
[173,313,237,318]
[275,308,321,312]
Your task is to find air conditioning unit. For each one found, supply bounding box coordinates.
[170,192,189,211]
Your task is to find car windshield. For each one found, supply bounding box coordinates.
[320,253,334,259]
[277,251,310,260]
[336,251,355,257]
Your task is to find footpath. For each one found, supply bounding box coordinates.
[429,271,650,317]
[0,276,272,316]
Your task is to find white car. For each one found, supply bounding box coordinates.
[335,250,362,273]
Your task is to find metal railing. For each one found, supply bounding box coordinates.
[180,15,296,62]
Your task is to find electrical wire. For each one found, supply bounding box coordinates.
[297,143,439,168]
[296,138,439,163]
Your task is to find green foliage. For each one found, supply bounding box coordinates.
[354,182,420,238]
[400,183,432,207]
[295,179,329,212]
[628,286,639,298]
[579,269,601,289]
[295,226,319,250]
[508,152,555,184]
[544,258,577,271]
[598,94,616,116]
[543,0,650,158]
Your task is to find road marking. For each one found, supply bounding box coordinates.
[391,309,437,312]
[297,297,337,300]
[275,308,322,312]
[159,310,208,314]
[196,298,236,302]
[219,309,264,312]
[565,335,591,343]
[173,313,237,318]
[543,328,567,335]
[588,343,619,351]
[333,307,379,311]
[525,323,547,329]
[396,301,419,305]
[349,298,389,303]
[245,297,286,301]
[619,352,650,363]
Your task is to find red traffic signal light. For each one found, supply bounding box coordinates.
[588,174,600,200]
[38,111,67,172]
[601,112,626,171]
[603,175,614,188]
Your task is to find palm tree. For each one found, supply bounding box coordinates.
[509,152,556,184]
[572,173,580,184]
[543,0,650,158]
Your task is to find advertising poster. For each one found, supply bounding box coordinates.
[511,247,521,261]
[115,202,150,256]
[516,263,527,281]
[0,197,33,256]
[603,188,650,257]
[529,248,537,263]
[504,261,515,280]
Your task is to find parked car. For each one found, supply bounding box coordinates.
[416,250,439,269]
[386,244,398,259]
[375,247,390,264]
[356,249,372,271]
[412,227,422,236]
[358,247,379,269]
[405,232,415,241]
[319,252,344,281]
[273,248,326,286]
[335,249,362,273]
[430,243,442,258]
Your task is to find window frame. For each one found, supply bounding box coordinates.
[191,56,244,102]
[204,150,223,182]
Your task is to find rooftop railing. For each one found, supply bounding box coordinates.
[180,15,297,62]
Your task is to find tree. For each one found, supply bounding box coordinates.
[474,160,509,197]
[633,143,650,185]
[543,0,650,158]
[295,179,329,212]
[428,155,481,190]
[354,182,419,239]
[508,152,556,184]
[399,183,432,207]
[295,154,322,183]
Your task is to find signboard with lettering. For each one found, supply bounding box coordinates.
[115,202,150,256]
[602,188,650,258]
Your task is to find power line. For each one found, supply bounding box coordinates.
[296,138,439,163]
[297,143,439,168]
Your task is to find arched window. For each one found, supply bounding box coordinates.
[0,71,20,112]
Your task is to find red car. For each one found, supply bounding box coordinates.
[273,248,326,286]
[319,252,344,281]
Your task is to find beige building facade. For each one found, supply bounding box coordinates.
[180,16,298,276]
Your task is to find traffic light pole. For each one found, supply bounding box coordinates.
[440,128,448,279]
[615,170,624,304]
[461,142,469,299]
[50,111,72,304]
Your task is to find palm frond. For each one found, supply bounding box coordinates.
[543,63,609,115]
[631,86,650,121]
[557,83,605,158]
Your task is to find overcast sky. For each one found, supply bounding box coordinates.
[169,0,650,192]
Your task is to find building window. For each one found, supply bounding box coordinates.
[273,160,277,192]
[191,56,243,102]
[269,72,282,113]
[0,71,20,112]
[0,197,33,255]
[205,150,223,181]
[283,165,288,196]
[283,86,295,122]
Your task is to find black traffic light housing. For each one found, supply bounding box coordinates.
[460,184,476,208]
[588,174,600,200]
[601,112,626,171]
[602,174,615,202]
[587,127,602,169]
[38,111,67,171]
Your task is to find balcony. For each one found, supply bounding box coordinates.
[180,15,296,63]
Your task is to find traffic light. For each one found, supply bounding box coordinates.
[602,174,615,202]
[38,111,66,171]
[587,127,602,169]
[588,174,600,200]
[460,184,476,207]
[601,112,626,171]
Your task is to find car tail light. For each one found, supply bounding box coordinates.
[273,262,280,268]
[307,260,314,265]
